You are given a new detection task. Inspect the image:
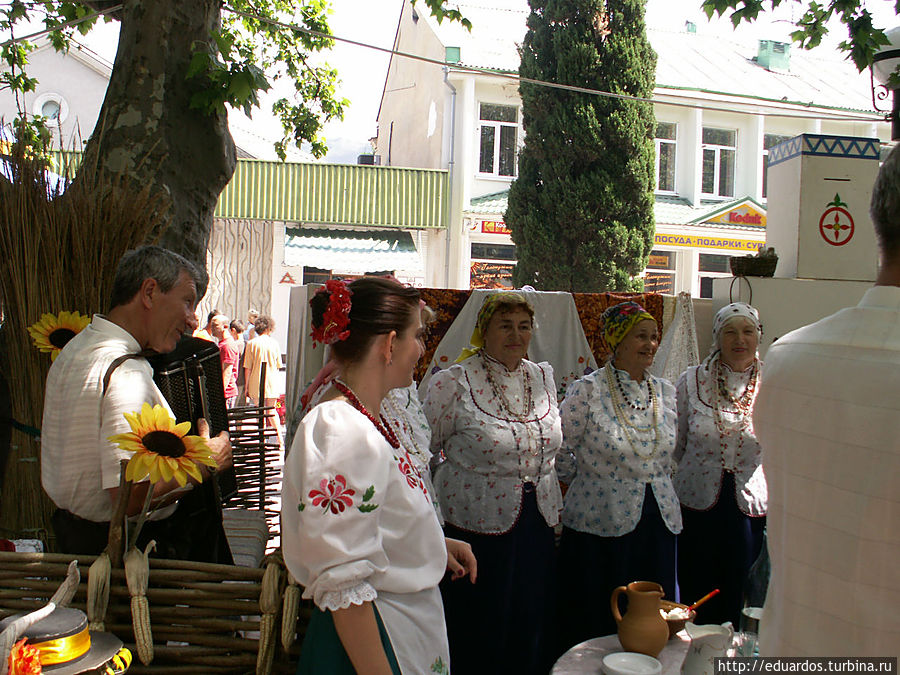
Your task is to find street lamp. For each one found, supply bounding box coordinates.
[872,26,900,141]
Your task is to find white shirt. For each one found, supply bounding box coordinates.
[282,401,449,672]
[557,365,682,536]
[381,384,443,523]
[755,286,900,657]
[674,360,767,515]
[41,316,175,522]
[424,355,563,533]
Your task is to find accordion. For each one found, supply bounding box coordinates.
[148,336,237,503]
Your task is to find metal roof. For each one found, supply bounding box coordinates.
[466,189,765,229]
[284,227,424,274]
[428,1,879,115]
[215,160,448,228]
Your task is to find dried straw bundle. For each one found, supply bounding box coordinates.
[0,145,170,544]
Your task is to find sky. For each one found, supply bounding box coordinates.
[44,0,900,162]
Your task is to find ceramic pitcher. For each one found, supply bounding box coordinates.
[682,622,734,675]
[610,581,669,658]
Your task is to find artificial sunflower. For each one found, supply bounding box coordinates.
[27,310,90,361]
[108,403,216,487]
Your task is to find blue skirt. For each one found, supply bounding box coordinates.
[441,487,557,675]
[557,484,677,655]
[678,471,766,626]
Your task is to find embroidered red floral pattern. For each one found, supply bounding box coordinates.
[309,475,356,514]
[397,451,427,494]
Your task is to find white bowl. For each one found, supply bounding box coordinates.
[601,652,663,675]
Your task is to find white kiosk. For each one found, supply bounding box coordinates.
[713,135,882,355]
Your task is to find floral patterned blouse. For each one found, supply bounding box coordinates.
[674,362,767,516]
[423,354,563,534]
[557,365,682,536]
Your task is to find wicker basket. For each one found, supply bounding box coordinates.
[730,253,777,277]
[0,551,307,674]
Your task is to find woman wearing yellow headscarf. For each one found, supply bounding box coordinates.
[556,301,681,651]
[423,291,563,675]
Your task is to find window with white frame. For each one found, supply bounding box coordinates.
[478,103,518,177]
[655,122,677,192]
[698,253,732,298]
[701,127,736,198]
[762,133,792,199]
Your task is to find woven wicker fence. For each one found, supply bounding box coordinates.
[0,552,311,674]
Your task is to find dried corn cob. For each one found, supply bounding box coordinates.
[124,541,155,665]
[87,550,111,631]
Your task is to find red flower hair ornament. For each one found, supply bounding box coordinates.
[311,279,353,348]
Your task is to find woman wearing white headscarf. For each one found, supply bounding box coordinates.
[675,302,767,626]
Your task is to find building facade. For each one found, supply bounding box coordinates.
[375,0,891,293]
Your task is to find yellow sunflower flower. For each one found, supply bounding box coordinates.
[27,310,90,360]
[108,403,216,487]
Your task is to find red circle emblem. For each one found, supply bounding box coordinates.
[818,207,854,246]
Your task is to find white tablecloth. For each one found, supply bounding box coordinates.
[552,632,691,674]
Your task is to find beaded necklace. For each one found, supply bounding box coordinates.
[614,366,651,410]
[712,356,758,469]
[604,364,660,459]
[333,379,401,449]
[478,352,545,485]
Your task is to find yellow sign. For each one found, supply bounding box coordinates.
[705,204,766,228]
[481,220,511,235]
[654,233,762,252]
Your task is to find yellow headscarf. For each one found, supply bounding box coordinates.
[455,291,532,363]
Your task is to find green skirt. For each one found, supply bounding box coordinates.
[297,606,401,674]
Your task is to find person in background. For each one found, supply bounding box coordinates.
[229,319,246,406]
[282,277,474,674]
[424,291,562,675]
[556,301,680,647]
[243,309,259,342]
[193,309,219,342]
[753,144,900,656]
[244,315,283,444]
[675,302,766,626]
[211,314,239,408]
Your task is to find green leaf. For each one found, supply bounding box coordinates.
[358,503,379,513]
[297,502,305,511]
[363,485,375,501]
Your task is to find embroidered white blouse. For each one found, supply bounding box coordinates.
[557,365,682,536]
[423,354,563,534]
[282,401,452,674]
[382,383,443,523]
[674,362,767,516]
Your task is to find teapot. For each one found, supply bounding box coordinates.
[682,622,734,675]
[610,581,669,658]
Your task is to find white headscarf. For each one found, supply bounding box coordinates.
[710,302,762,356]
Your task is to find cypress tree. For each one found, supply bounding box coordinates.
[505,0,657,292]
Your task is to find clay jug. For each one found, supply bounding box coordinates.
[610,581,669,658]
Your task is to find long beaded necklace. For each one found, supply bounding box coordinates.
[333,379,401,449]
[604,364,660,459]
[478,352,545,484]
[712,357,758,469]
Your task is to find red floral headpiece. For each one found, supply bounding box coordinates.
[311,279,353,347]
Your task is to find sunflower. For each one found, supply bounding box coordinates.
[27,310,90,360]
[108,403,216,487]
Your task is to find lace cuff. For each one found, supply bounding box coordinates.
[315,580,378,612]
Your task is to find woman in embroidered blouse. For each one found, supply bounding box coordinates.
[556,301,681,648]
[674,302,766,626]
[424,291,563,675]
[282,278,475,675]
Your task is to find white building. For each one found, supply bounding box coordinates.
[375,0,891,294]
